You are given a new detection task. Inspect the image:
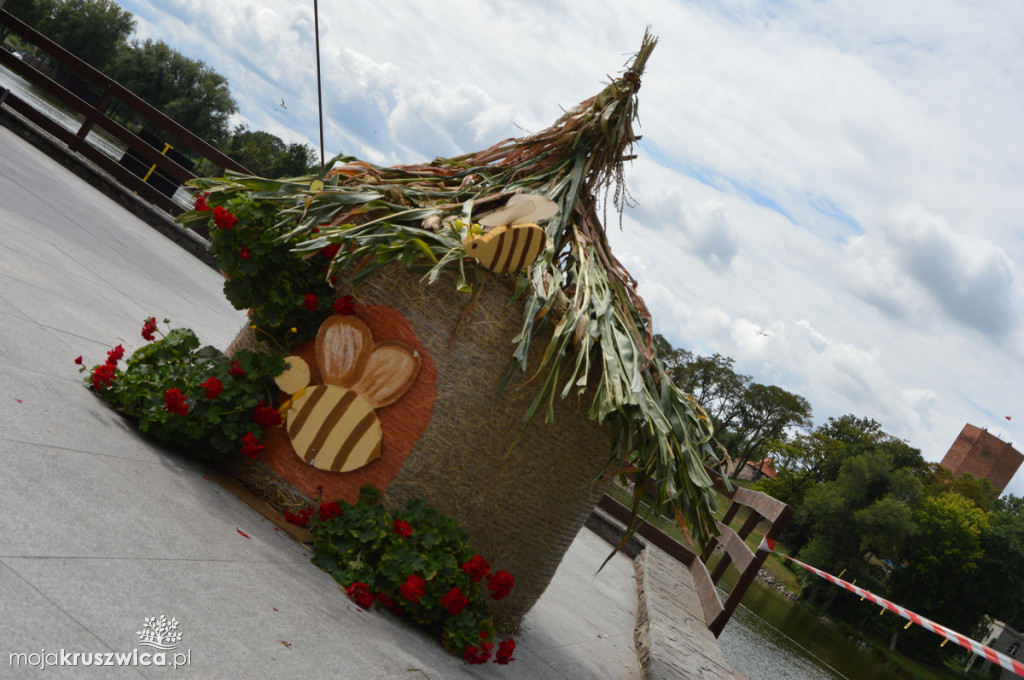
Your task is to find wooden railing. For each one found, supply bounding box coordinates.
[0,10,248,216]
[597,469,792,637]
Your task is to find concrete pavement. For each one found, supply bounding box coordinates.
[0,122,644,679]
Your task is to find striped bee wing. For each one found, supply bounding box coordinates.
[466,223,546,274]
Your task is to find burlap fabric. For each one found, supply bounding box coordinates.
[228,263,611,631]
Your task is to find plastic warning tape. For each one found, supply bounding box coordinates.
[758,537,1024,677]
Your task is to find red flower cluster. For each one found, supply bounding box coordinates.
[440,587,469,616]
[393,519,412,538]
[345,582,375,609]
[486,570,514,601]
[463,633,494,665]
[284,507,313,526]
[318,501,342,522]
[200,376,223,399]
[461,554,490,582]
[252,401,282,428]
[302,292,318,312]
[141,317,158,341]
[212,205,237,230]
[333,295,356,315]
[240,247,249,260]
[164,388,189,416]
[228,360,246,377]
[240,432,263,459]
[91,362,116,390]
[106,344,125,363]
[194,192,210,212]
[400,574,425,604]
[495,638,516,665]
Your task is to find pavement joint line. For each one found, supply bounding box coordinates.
[0,436,208,471]
[0,555,310,564]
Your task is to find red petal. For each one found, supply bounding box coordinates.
[237,529,251,539]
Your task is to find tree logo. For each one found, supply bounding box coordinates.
[135,616,183,650]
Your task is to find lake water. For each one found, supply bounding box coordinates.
[718,577,903,680]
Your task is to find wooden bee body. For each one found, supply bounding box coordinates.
[465,223,546,274]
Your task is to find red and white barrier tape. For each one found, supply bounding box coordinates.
[758,537,1024,677]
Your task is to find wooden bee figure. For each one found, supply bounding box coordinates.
[464,194,559,274]
[274,315,421,473]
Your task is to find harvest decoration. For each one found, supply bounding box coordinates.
[179,31,724,546]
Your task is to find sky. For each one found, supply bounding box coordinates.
[115,0,1024,497]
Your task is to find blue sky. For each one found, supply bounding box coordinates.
[116,0,1024,496]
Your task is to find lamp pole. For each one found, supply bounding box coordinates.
[313,0,325,170]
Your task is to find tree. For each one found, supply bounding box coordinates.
[887,493,988,655]
[726,382,812,476]
[109,39,237,144]
[38,0,134,71]
[217,125,318,178]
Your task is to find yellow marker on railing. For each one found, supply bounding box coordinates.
[141,142,173,183]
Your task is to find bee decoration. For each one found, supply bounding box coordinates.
[463,194,559,274]
[274,315,421,473]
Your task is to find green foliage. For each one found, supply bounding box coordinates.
[108,38,237,145]
[195,193,339,347]
[307,487,516,664]
[82,320,283,463]
[31,0,134,71]
[655,334,812,477]
[213,125,319,178]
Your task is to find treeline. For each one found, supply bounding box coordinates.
[3,0,318,176]
[659,332,1024,670]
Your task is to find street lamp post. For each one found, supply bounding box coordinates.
[313,0,325,170]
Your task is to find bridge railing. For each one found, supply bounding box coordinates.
[596,468,792,637]
[0,9,248,216]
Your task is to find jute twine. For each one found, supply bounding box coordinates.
[228,264,611,631]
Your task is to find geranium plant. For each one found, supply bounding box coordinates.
[193,191,339,347]
[79,318,284,463]
[298,486,517,665]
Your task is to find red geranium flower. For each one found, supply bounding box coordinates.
[345,582,375,610]
[212,205,237,230]
[141,317,158,341]
[74,355,83,365]
[375,592,394,608]
[495,638,516,665]
[332,295,356,315]
[163,388,189,416]
[318,501,342,522]
[440,587,469,616]
[302,292,318,312]
[399,574,425,604]
[461,554,490,582]
[463,641,494,665]
[106,344,125,363]
[229,360,246,377]
[284,507,313,526]
[200,376,223,399]
[393,519,412,538]
[319,243,342,259]
[240,432,263,459]
[194,192,210,212]
[240,247,249,260]
[486,570,514,601]
[91,362,116,390]
[252,400,282,428]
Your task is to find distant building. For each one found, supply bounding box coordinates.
[735,458,778,482]
[967,619,1022,679]
[939,424,1023,494]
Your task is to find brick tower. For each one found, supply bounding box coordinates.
[940,423,1023,494]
